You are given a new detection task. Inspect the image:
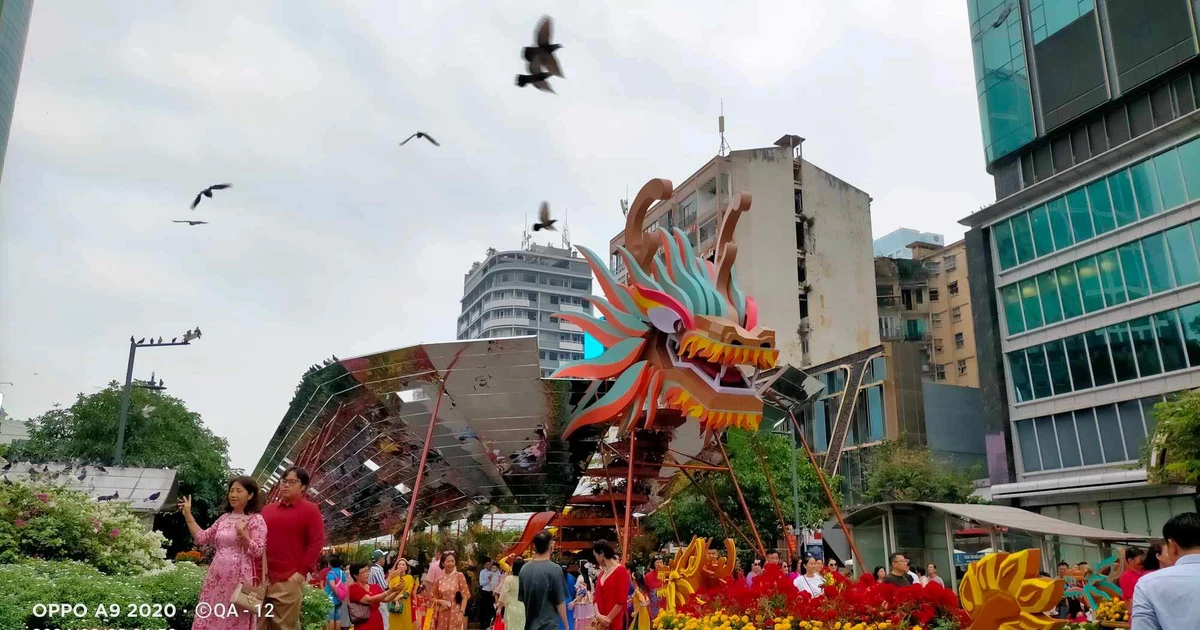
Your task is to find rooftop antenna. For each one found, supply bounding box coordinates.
[718,99,730,157]
[521,211,531,251]
[561,207,572,250]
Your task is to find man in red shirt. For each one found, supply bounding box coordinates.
[262,466,326,630]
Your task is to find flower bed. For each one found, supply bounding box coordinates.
[654,567,968,630]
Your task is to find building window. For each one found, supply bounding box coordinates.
[930,288,940,301]
[954,332,965,349]
[952,306,963,322]
[948,281,960,296]
[935,364,947,380]
[944,254,957,271]
[932,313,942,328]
[934,342,944,354]
[957,359,968,375]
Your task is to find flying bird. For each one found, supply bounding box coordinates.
[172,220,209,226]
[141,405,156,418]
[95,465,108,473]
[533,201,557,232]
[523,15,563,78]
[191,183,232,210]
[145,492,161,501]
[399,132,440,147]
[515,71,554,93]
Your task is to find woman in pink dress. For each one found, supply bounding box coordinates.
[430,551,470,630]
[180,476,268,630]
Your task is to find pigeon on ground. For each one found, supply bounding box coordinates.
[171,337,177,343]
[95,465,108,473]
[157,337,163,344]
[533,201,557,231]
[145,492,161,501]
[172,220,209,226]
[77,468,86,481]
[399,132,440,147]
[2,476,10,486]
[97,490,119,502]
[523,16,563,78]
[191,183,232,210]
[137,338,146,344]
[0,461,9,473]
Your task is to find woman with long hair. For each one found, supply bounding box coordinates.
[872,566,887,582]
[430,551,470,630]
[497,557,524,630]
[631,574,651,630]
[181,476,268,630]
[571,563,596,630]
[349,562,402,630]
[793,555,825,598]
[591,541,630,630]
[387,557,416,630]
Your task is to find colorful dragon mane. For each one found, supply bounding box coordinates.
[551,178,777,438]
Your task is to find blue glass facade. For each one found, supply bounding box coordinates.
[968,0,1037,163]
[0,0,32,180]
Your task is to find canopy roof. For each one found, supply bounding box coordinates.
[842,501,1153,543]
[252,336,602,544]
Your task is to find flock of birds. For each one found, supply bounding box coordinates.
[172,16,566,233]
[0,459,163,503]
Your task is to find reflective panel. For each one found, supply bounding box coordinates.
[1085,328,1115,386]
[1029,204,1056,257]
[1094,404,1126,462]
[1063,334,1093,390]
[994,220,1019,270]
[1087,178,1117,235]
[1117,241,1149,301]
[1044,339,1072,395]
[1011,213,1037,263]
[1164,225,1200,286]
[251,338,600,543]
[1140,233,1175,294]
[1054,413,1082,469]
[1037,271,1063,324]
[1001,284,1026,335]
[1035,416,1061,470]
[1106,323,1139,382]
[1027,346,1053,398]
[1154,149,1187,210]
[1097,250,1127,307]
[1130,159,1164,218]
[1016,419,1041,472]
[1178,302,1200,366]
[970,0,1036,162]
[1117,401,1147,464]
[1056,264,1084,319]
[1074,408,1104,466]
[1076,257,1106,312]
[1179,137,1200,199]
[1109,170,1139,227]
[1129,316,1162,378]
[1020,278,1044,329]
[1009,350,1034,402]
[1153,310,1188,372]
[1066,189,1094,243]
[1046,197,1074,250]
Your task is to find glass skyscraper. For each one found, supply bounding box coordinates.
[961,0,1199,553]
[0,0,32,180]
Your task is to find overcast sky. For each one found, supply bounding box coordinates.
[0,1,994,471]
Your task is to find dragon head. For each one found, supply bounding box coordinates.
[551,178,777,438]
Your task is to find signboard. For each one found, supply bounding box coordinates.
[954,551,987,565]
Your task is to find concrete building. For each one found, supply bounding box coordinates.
[609,134,878,369]
[873,228,944,259]
[793,342,986,508]
[0,0,31,180]
[960,0,1199,532]
[456,243,593,377]
[875,239,979,387]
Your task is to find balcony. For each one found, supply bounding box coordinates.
[560,341,584,352]
[559,303,586,313]
[877,295,900,309]
[559,321,583,333]
[485,297,536,309]
[481,317,537,331]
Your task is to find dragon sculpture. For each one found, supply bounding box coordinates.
[551,178,778,438]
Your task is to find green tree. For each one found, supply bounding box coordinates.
[7,383,234,550]
[644,429,836,550]
[1141,389,1200,486]
[861,440,982,504]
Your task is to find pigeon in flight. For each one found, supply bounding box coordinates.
[516,71,554,93]
[524,16,563,78]
[173,220,209,226]
[191,183,232,210]
[95,465,108,473]
[533,201,557,232]
[399,132,440,147]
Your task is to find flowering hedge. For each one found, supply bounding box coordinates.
[656,567,968,630]
[0,481,167,574]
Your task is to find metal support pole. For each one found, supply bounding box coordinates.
[787,409,865,571]
[621,430,638,560]
[114,340,137,466]
[717,438,767,558]
[789,417,801,532]
[752,438,791,565]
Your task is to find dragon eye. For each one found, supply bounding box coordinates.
[648,307,683,334]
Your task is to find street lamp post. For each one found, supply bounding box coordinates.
[114,328,202,465]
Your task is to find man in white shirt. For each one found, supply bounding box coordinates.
[478,559,501,630]
[1132,512,1200,630]
[369,550,390,630]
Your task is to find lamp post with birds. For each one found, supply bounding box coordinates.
[115,328,202,466]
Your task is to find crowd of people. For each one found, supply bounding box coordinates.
[177,466,1199,630]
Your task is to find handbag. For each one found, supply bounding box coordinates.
[231,547,268,615]
[349,600,372,625]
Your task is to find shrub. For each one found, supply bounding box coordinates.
[302,584,334,630]
[0,480,167,574]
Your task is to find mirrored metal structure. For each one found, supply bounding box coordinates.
[252,336,602,544]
